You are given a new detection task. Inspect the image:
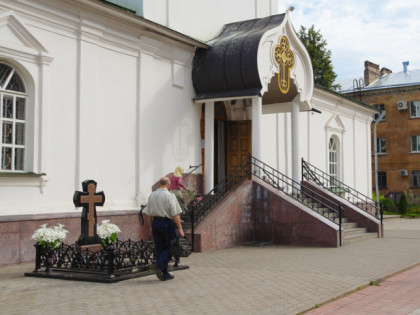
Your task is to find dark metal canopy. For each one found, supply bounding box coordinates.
[192,14,285,101]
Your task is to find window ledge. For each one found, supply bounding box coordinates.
[0,173,48,193]
[0,172,46,177]
[410,151,420,154]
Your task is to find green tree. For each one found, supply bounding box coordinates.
[398,192,408,215]
[297,25,340,90]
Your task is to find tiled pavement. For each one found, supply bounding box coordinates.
[306,263,420,315]
[1,218,420,315]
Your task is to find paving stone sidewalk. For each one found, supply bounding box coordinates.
[0,219,419,315]
[306,263,420,315]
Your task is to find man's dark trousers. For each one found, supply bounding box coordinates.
[152,217,177,278]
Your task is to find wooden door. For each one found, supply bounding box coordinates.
[226,121,252,175]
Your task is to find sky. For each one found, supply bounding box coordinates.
[278,0,420,82]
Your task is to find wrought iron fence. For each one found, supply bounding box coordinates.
[302,158,383,224]
[33,239,155,277]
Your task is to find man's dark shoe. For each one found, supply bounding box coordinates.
[151,263,164,281]
[164,274,174,281]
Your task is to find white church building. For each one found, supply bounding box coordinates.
[0,0,377,265]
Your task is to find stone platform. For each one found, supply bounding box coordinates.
[24,264,189,283]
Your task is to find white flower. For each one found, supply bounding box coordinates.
[32,223,68,249]
[97,220,121,245]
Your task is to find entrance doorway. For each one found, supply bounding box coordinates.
[200,103,252,192]
[226,121,252,175]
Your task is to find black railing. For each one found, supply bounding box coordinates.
[32,239,155,277]
[250,156,343,246]
[183,164,202,180]
[302,158,383,224]
[191,156,249,225]
[190,155,344,248]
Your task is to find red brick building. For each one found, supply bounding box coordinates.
[341,61,420,200]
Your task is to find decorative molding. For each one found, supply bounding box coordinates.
[172,60,185,88]
[0,11,53,64]
[0,209,140,223]
[0,175,48,193]
[258,12,313,110]
[325,113,346,133]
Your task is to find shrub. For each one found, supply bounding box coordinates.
[407,190,420,212]
[373,193,396,212]
[398,192,408,215]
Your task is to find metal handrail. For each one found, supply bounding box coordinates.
[189,155,344,249]
[302,158,383,222]
[250,156,342,231]
[191,157,249,225]
[183,164,202,180]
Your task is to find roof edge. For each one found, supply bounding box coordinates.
[315,84,379,112]
[76,0,209,48]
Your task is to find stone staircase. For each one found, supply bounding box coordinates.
[302,198,378,245]
[341,221,378,244]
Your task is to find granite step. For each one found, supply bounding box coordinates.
[343,227,368,236]
[344,232,378,244]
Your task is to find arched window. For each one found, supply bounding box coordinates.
[0,63,27,171]
[329,137,338,184]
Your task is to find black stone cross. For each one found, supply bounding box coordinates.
[73,180,105,246]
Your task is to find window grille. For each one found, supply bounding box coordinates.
[329,137,338,184]
[410,101,420,118]
[377,138,386,154]
[412,171,420,188]
[411,135,420,153]
[0,63,27,171]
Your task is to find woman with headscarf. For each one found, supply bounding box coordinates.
[169,166,188,213]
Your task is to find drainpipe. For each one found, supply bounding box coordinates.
[374,110,386,217]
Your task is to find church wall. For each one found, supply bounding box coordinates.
[306,109,328,168]
[341,114,356,187]
[91,48,138,209]
[299,111,310,164]
[0,2,202,216]
[260,113,278,168]
[310,88,375,197]
[142,0,278,42]
[261,112,292,177]
[0,0,204,266]
[138,52,201,203]
[259,89,374,198]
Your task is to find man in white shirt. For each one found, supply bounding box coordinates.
[143,177,185,281]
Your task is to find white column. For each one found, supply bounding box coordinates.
[252,96,262,160]
[291,101,301,183]
[204,101,214,193]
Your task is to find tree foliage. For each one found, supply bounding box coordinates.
[398,192,408,215]
[297,25,340,90]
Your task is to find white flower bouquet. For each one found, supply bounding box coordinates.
[97,220,121,247]
[32,223,68,250]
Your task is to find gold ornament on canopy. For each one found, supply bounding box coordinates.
[274,36,294,94]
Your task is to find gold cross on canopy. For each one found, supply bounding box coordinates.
[274,36,294,94]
